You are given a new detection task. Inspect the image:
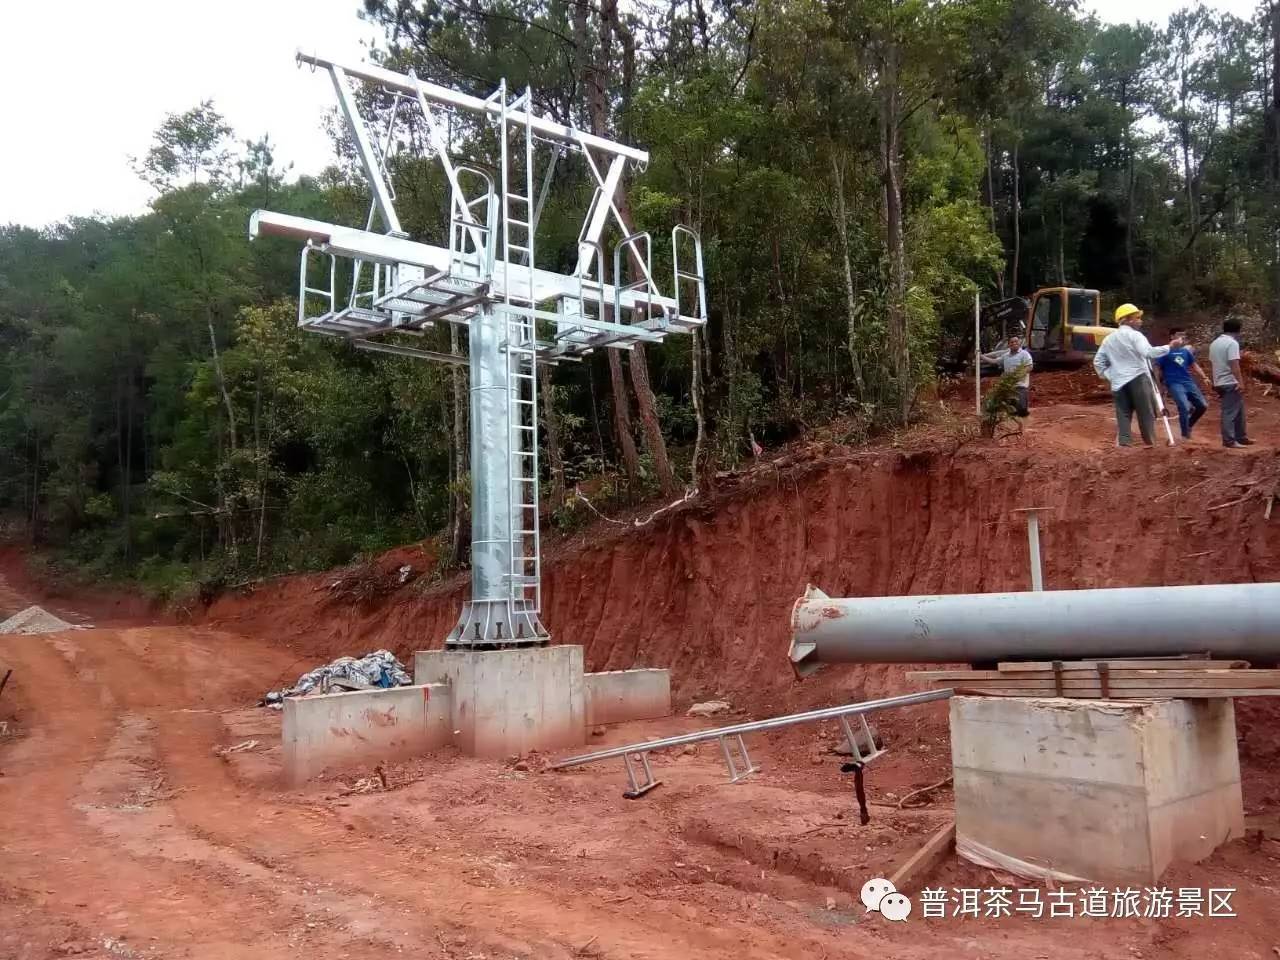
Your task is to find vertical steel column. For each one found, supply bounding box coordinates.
[469,301,512,614]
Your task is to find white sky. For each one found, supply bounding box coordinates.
[0,0,378,228]
[0,0,1267,229]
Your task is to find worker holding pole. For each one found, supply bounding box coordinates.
[980,335,1034,417]
[1093,304,1183,447]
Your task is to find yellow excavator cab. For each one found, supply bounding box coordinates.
[1025,287,1111,361]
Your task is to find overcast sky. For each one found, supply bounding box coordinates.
[0,0,1266,229]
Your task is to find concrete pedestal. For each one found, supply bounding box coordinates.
[416,646,586,757]
[279,648,675,784]
[951,696,1244,884]
[282,683,451,785]
[584,668,671,726]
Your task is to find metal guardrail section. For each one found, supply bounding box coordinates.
[552,688,954,798]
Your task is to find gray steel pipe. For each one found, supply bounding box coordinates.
[789,582,1280,676]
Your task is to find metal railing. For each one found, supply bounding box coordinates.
[552,687,954,798]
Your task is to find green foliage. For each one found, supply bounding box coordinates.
[981,365,1029,437]
[1,0,1275,594]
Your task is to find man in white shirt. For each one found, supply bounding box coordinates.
[1092,303,1183,447]
[981,334,1034,416]
[1208,317,1253,448]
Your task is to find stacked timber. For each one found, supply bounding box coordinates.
[908,658,1280,699]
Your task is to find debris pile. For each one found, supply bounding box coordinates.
[0,605,77,635]
[686,700,732,718]
[261,650,412,708]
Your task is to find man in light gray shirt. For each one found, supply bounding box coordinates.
[981,334,1033,416]
[1209,317,1253,448]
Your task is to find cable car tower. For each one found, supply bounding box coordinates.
[250,53,707,649]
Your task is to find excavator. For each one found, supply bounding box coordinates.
[981,286,1114,366]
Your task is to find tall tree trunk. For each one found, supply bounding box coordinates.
[206,307,238,450]
[832,153,867,399]
[1057,203,1066,284]
[1178,65,1200,279]
[626,344,676,495]
[984,126,1005,297]
[879,40,910,426]
[614,184,677,494]
[123,366,134,563]
[606,350,641,484]
[115,371,126,544]
[254,362,265,567]
[585,0,641,487]
[1012,139,1022,296]
[28,428,39,544]
[690,327,709,488]
[539,366,567,510]
[1123,85,1137,291]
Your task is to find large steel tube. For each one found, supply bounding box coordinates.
[789,583,1280,676]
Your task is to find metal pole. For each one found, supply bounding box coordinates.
[1026,512,1042,591]
[552,688,953,769]
[1013,506,1048,591]
[789,581,1280,673]
[974,290,981,417]
[1146,361,1177,446]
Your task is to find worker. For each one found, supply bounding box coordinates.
[1093,304,1183,447]
[980,334,1034,416]
[1152,326,1212,440]
[1209,317,1253,448]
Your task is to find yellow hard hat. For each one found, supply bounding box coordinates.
[1114,303,1143,323]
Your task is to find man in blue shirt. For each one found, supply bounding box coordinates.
[1153,326,1212,439]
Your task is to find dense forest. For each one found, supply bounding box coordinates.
[1,0,1277,598]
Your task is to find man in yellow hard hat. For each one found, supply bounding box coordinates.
[1093,304,1184,447]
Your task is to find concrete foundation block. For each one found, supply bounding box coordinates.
[413,649,450,685]
[282,683,452,786]
[417,646,586,757]
[584,669,671,726]
[951,696,1243,884]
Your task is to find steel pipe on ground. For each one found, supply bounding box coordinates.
[789,582,1280,676]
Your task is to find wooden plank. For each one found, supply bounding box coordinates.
[910,668,1279,683]
[920,676,1280,689]
[887,820,955,895]
[997,659,1246,673]
[923,674,1280,689]
[945,687,1280,699]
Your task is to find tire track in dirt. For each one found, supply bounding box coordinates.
[9,626,961,960]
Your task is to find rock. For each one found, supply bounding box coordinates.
[591,726,607,737]
[513,759,530,772]
[682,744,697,756]
[825,896,837,911]
[687,700,732,718]
[810,756,824,766]
[0,605,77,635]
[829,721,882,756]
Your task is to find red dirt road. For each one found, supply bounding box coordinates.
[4,377,1280,958]
[5,617,1280,959]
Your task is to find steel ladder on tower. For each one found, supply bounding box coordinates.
[494,81,543,631]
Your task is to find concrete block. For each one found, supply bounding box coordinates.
[282,683,451,785]
[414,649,450,685]
[423,646,586,757]
[584,669,671,725]
[951,696,1243,884]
